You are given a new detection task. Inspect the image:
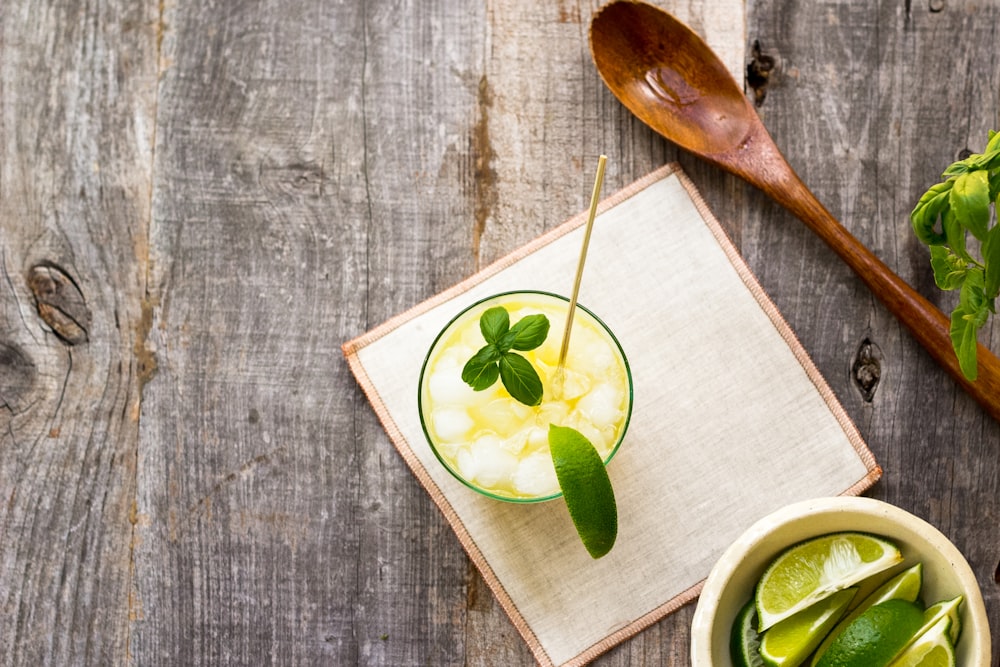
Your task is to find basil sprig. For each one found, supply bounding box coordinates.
[461,306,550,406]
[911,129,1000,380]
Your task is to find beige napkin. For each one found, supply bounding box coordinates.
[343,164,880,667]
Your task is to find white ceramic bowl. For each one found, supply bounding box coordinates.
[690,496,991,666]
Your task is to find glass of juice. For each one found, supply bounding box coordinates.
[418,290,633,502]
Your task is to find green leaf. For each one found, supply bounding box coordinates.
[479,307,509,345]
[502,314,550,351]
[498,352,543,406]
[910,181,951,245]
[929,246,968,291]
[986,128,1000,154]
[949,170,991,241]
[950,307,981,381]
[984,225,1000,299]
[960,269,987,311]
[941,208,973,263]
[989,170,1000,205]
[461,345,502,391]
[942,158,974,178]
[949,273,990,381]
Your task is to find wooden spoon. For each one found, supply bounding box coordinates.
[590,0,1000,422]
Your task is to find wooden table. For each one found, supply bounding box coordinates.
[2,0,997,664]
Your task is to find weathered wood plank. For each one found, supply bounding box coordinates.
[132,0,480,664]
[746,0,1000,649]
[3,0,998,664]
[0,1,159,663]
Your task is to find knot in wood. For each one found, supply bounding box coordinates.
[0,341,35,411]
[747,40,777,107]
[27,263,91,345]
[852,337,882,402]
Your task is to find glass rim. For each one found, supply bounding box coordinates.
[417,289,634,504]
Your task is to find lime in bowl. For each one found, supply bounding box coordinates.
[418,290,633,503]
[690,496,991,667]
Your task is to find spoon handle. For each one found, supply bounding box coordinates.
[759,157,1000,421]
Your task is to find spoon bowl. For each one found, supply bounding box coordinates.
[590,0,1000,422]
[591,1,752,156]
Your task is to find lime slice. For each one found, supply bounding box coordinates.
[887,616,956,667]
[548,424,617,558]
[917,596,963,645]
[730,598,766,667]
[811,563,923,665]
[756,532,903,630]
[759,587,856,667]
[814,599,925,667]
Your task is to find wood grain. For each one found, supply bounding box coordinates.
[1,0,997,664]
[0,0,158,663]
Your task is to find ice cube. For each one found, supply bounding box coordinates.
[428,369,477,405]
[567,418,610,452]
[456,446,479,481]
[524,426,549,453]
[468,435,517,488]
[433,345,469,370]
[576,383,623,427]
[551,367,590,401]
[512,453,559,497]
[476,398,531,437]
[502,427,533,456]
[432,408,474,441]
[535,400,570,427]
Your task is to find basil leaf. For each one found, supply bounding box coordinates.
[984,225,1000,299]
[910,181,951,245]
[479,307,509,345]
[498,353,543,406]
[950,307,980,381]
[461,345,502,391]
[503,314,550,351]
[929,246,967,291]
[941,208,973,263]
[950,170,990,241]
[986,129,1000,154]
[942,159,973,178]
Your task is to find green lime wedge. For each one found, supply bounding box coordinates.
[903,596,964,652]
[923,597,963,645]
[887,615,956,667]
[759,587,856,667]
[731,598,766,667]
[814,599,925,667]
[756,532,903,631]
[548,424,617,559]
[811,563,923,665]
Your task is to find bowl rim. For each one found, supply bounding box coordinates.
[690,495,991,666]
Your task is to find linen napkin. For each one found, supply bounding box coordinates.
[342,164,880,667]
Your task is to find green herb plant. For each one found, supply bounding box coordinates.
[461,306,550,405]
[910,129,1000,380]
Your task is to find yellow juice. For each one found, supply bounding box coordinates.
[418,291,632,501]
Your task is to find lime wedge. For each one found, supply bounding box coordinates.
[918,596,963,645]
[759,587,856,667]
[730,598,766,667]
[811,563,923,665]
[893,596,963,656]
[756,532,903,631]
[887,615,956,667]
[814,599,925,667]
[548,424,617,558]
